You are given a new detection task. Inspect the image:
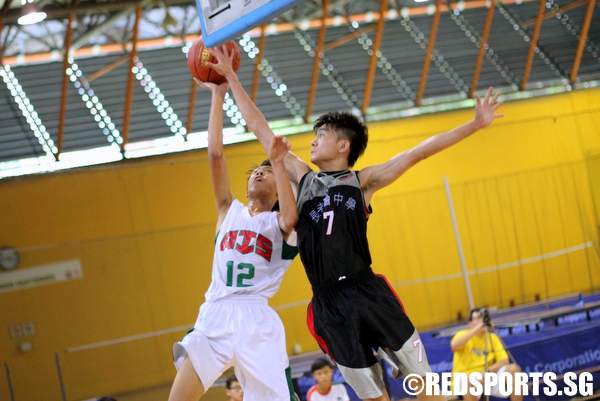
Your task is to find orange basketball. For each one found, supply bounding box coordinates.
[187,39,241,84]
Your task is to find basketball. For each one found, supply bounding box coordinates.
[187,39,241,84]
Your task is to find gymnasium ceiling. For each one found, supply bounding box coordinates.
[0,0,599,177]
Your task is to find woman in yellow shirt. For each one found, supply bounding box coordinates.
[451,309,522,401]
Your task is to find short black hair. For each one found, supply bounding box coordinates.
[314,111,368,167]
[225,375,239,389]
[311,357,335,373]
[246,159,272,180]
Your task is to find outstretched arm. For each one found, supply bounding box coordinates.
[269,136,298,236]
[200,79,234,227]
[207,45,311,184]
[359,88,502,203]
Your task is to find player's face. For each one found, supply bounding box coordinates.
[247,165,276,198]
[312,366,334,387]
[226,380,244,401]
[311,126,349,166]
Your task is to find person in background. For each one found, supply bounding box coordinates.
[225,375,243,401]
[307,358,350,401]
[451,308,522,401]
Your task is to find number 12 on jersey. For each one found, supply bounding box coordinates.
[226,261,255,287]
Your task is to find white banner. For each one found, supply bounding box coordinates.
[0,259,82,294]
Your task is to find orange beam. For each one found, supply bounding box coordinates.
[520,0,545,90]
[57,8,74,160]
[87,55,128,82]
[362,0,388,112]
[185,78,197,135]
[324,26,374,51]
[469,0,496,97]
[0,0,13,64]
[523,0,585,27]
[121,5,142,153]
[416,0,443,106]
[0,17,4,65]
[570,0,597,84]
[305,0,329,122]
[251,23,266,102]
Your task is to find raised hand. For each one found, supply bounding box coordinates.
[193,77,228,95]
[268,136,291,164]
[207,44,235,79]
[474,87,503,129]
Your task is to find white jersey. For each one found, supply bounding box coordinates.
[306,384,350,401]
[205,199,297,302]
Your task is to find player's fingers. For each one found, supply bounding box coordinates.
[222,44,231,59]
[217,46,227,60]
[492,91,500,104]
[475,95,481,107]
[207,49,220,62]
[493,103,501,110]
[486,86,493,101]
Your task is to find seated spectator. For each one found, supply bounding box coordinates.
[225,375,243,401]
[451,308,522,401]
[307,358,350,401]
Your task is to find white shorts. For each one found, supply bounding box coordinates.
[173,297,291,401]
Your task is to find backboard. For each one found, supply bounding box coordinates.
[196,0,303,47]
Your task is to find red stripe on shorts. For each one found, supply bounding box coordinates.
[307,302,332,356]
[377,274,408,314]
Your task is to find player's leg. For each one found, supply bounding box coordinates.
[335,362,392,401]
[364,275,446,401]
[168,357,205,401]
[170,303,235,401]
[234,303,292,401]
[308,296,389,400]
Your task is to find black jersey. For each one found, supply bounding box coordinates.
[296,170,373,291]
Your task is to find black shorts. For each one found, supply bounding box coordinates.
[307,273,414,368]
[306,273,432,399]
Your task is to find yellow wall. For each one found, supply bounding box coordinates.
[1,88,600,400]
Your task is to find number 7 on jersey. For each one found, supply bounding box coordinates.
[323,211,334,235]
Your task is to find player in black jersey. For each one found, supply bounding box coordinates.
[207,45,502,401]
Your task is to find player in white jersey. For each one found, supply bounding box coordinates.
[168,79,299,401]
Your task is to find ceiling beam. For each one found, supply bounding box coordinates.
[1,0,191,25]
[520,0,546,90]
[570,0,597,83]
[416,0,443,106]
[305,0,329,122]
[121,5,141,153]
[362,0,387,113]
